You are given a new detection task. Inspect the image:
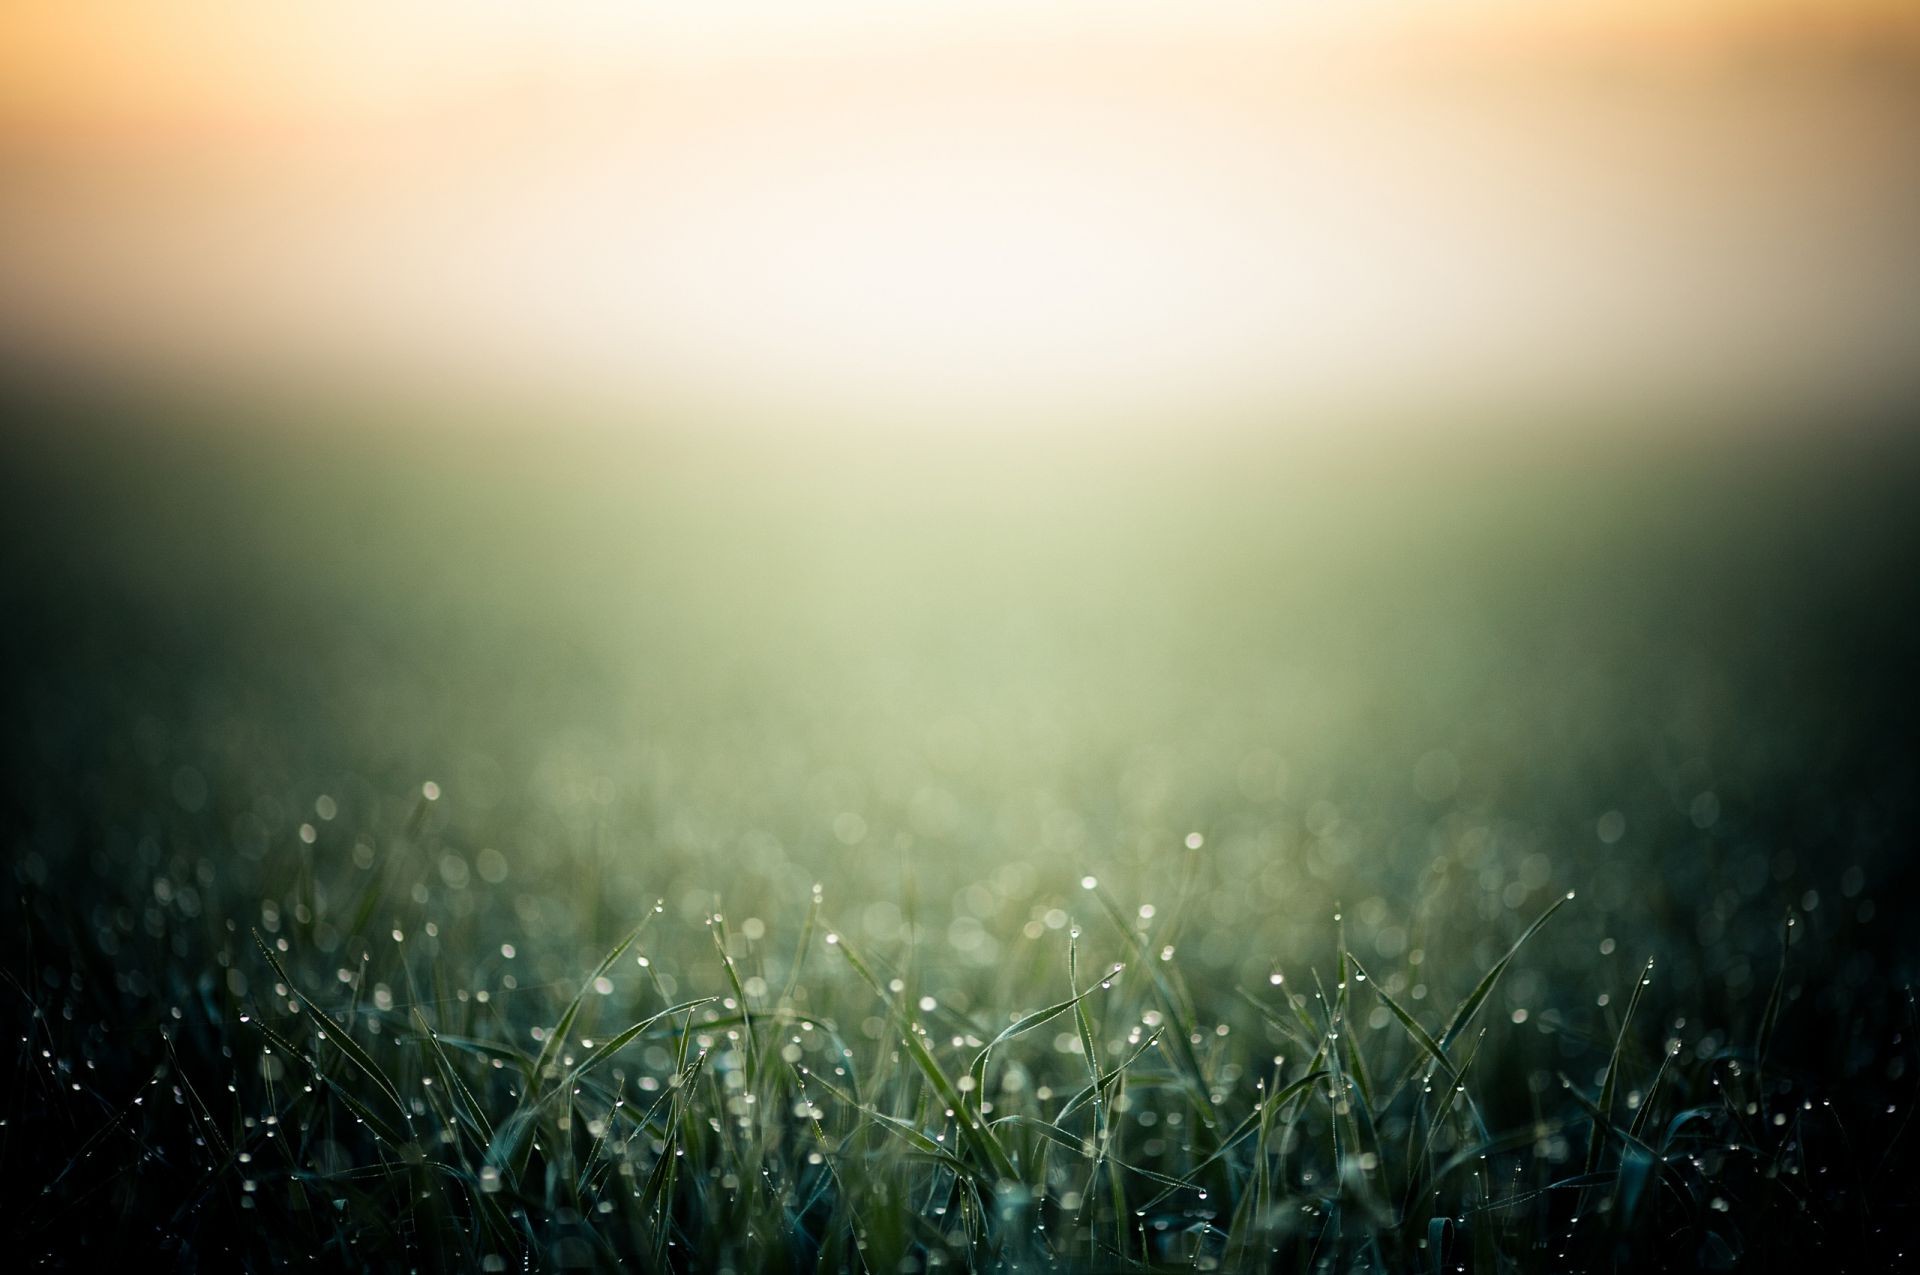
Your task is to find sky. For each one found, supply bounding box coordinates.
[2,1,1917,432]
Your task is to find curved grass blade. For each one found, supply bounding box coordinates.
[254,931,408,1120]
[710,914,755,1064]
[1136,1069,1329,1214]
[1055,1030,1163,1123]
[833,925,1015,1176]
[1438,892,1574,1053]
[900,1017,1017,1180]
[1586,956,1653,1174]
[532,920,648,1095]
[562,997,718,1087]
[1402,1026,1490,1220]
[1558,1073,1659,1160]
[1068,936,1106,1140]
[432,1034,535,1080]
[1346,953,1459,1088]
[968,968,1122,1109]
[1626,1039,1680,1143]
[256,1020,406,1148]
[1087,887,1220,1142]
[990,1114,1190,1191]
[412,1008,496,1147]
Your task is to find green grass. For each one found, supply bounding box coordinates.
[3,398,1918,1267]
[5,841,1909,1271]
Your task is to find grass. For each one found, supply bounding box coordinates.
[3,401,1918,1267]
[3,824,1912,1271]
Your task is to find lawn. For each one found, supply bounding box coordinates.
[3,395,1916,1269]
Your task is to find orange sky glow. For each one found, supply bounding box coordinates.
[3,2,1917,432]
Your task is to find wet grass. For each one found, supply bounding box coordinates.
[3,398,1919,1267]
[4,834,1913,1271]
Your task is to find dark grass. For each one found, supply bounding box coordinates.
[5,854,1915,1271]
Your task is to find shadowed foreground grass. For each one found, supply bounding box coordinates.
[5,834,1913,1271]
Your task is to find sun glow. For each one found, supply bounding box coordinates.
[2,2,1917,429]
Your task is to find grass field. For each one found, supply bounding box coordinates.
[3,393,1918,1269]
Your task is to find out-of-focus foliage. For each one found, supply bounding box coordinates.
[2,390,1917,1268]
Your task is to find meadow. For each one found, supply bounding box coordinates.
[3,392,1917,1269]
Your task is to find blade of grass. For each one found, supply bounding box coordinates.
[1087,887,1220,1147]
[532,920,649,1095]
[967,967,1123,1112]
[1437,892,1574,1053]
[1586,956,1654,1175]
[560,997,718,1088]
[710,913,755,1069]
[412,1007,496,1147]
[834,926,1018,1181]
[1346,953,1460,1089]
[1756,909,1795,1085]
[255,931,408,1120]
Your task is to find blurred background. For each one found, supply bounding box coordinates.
[3,1,1919,1039]
[4,1,1918,425]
